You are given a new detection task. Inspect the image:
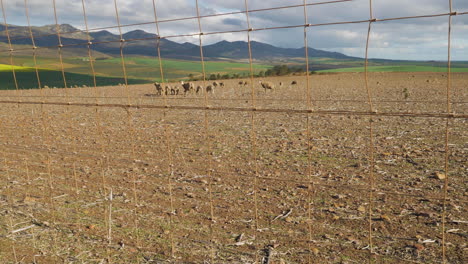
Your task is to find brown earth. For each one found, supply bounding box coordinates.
[0,72,466,263]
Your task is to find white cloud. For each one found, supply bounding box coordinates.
[0,0,467,60]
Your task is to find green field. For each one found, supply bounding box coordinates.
[2,54,466,90]
[317,65,468,73]
[0,64,36,71]
[0,55,272,84]
[0,69,149,90]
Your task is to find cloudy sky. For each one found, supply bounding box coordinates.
[1,0,467,60]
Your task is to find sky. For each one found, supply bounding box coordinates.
[1,0,467,60]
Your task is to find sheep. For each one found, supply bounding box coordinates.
[206,85,214,94]
[219,82,225,87]
[156,84,170,96]
[196,85,202,94]
[279,82,283,87]
[153,82,163,95]
[212,81,219,87]
[180,81,194,95]
[165,85,179,95]
[238,80,248,86]
[259,81,275,92]
[291,80,297,85]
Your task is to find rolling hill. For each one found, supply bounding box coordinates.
[0,23,354,61]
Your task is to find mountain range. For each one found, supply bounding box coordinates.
[0,23,354,61]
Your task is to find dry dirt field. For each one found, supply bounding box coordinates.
[0,72,466,263]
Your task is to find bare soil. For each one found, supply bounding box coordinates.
[0,72,466,263]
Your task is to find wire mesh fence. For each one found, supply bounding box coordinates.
[0,0,466,263]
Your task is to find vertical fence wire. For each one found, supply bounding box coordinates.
[51,0,68,100]
[243,0,260,262]
[50,1,80,261]
[23,157,38,262]
[0,1,20,262]
[23,0,60,260]
[0,0,19,98]
[2,147,18,262]
[112,0,141,255]
[364,1,376,262]
[112,0,131,106]
[442,1,453,263]
[194,1,217,261]
[150,0,177,258]
[302,1,315,263]
[78,0,114,261]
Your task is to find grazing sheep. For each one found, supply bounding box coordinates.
[291,80,297,85]
[219,82,225,87]
[212,81,219,87]
[206,85,214,94]
[180,81,194,95]
[279,82,283,87]
[259,81,275,92]
[164,85,173,95]
[170,86,177,95]
[196,85,202,94]
[238,80,248,86]
[153,82,163,95]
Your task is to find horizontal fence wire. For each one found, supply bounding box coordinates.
[0,100,465,118]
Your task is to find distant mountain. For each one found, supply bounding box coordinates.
[200,40,352,60]
[0,23,355,61]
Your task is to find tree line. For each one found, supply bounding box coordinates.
[188,64,312,81]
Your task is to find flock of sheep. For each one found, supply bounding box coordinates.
[153,81,225,96]
[153,80,298,96]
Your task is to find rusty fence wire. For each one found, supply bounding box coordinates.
[0,0,466,263]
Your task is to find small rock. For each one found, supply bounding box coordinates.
[380,214,391,222]
[434,172,446,180]
[415,211,433,218]
[22,196,37,204]
[357,206,366,213]
[235,233,244,242]
[346,236,360,245]
[413,243,425,251]
[332,194,346,199]
[311,247,319,255]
